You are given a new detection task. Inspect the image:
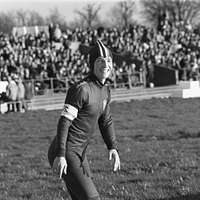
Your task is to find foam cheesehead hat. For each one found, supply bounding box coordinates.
[89,40,113,71]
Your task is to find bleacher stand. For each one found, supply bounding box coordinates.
[0,18,200,113]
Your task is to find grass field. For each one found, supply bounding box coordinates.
[1,97,200,200]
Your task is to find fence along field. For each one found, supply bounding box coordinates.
[0,97,200,200]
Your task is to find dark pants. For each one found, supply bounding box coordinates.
[48,138,100,200]
[16,99,27,112]
[7,100,17,112]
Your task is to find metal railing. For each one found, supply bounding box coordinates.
[25,70,146,96]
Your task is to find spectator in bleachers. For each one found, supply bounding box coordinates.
[53,24,62,42]
[48,23,55,44]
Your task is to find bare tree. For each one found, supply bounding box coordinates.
[69,17,85,29]
[0,10,45,34]
[110,0,136,29]
[169,0,200,24]
[27,11,45,26]
[46,7,68,30]
[75,3,101,28]
[16,9,28,26]
[140,0,168,27]
[141,0,200,28]
[0,12,15,33]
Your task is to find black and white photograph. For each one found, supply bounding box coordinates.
[0,0,200,199]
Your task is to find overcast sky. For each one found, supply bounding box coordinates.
[0,0,142,23]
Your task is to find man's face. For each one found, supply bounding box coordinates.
[93,56,113,83]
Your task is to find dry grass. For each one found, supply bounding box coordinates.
[0,97,200,200]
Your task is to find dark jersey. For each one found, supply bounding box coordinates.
[58,75,117,157]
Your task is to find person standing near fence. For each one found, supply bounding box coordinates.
[16,77,27,112]
[48,40,120,200]
[6,76,18,112]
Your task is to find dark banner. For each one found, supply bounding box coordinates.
[153,65,177,86]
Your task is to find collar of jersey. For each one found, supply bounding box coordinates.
[90,74,108,88]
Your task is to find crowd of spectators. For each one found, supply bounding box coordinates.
[0,17,200,93]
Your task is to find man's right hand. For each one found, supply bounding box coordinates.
[52,156,67,179]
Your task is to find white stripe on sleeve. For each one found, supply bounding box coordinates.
[61,104,78,121]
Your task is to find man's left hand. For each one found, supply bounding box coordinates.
[108,149,120,172]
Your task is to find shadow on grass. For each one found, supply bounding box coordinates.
[150,193,200,200]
